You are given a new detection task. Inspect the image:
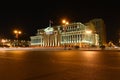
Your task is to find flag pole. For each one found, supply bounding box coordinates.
[49,20,53,27]
[49,20,51,27]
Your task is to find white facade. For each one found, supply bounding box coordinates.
[30,22,99,47]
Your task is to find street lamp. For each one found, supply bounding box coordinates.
[14,30,21,39]
[14,30,21,47]
[62,20,69,25]
[62,19,69,49]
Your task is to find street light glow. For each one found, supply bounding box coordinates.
[14,30,21,34]
[14,30,17,34]
[62,19,69,25]
[62,20,66,24]
[18,31,21,34]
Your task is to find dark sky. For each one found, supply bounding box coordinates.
[0,0,120,43]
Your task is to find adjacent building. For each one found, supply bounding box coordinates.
[86,18,107,46]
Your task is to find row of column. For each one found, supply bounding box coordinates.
[43,34,59,47]
[61,33,83,44]
[61,32,99,45]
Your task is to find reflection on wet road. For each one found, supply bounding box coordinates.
[0,49,120,80]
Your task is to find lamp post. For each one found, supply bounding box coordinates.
[14,30,21,47]
[62,19,69,49]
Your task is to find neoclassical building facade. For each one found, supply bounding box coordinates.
[30,22,99,47]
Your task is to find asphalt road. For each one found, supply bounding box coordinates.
[0,49,120,80]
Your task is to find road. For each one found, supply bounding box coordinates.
[0,48,120,80]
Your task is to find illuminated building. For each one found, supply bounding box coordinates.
[30,22,100,47]
[86,18,107,46]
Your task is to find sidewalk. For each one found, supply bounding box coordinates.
[0,47,119,51]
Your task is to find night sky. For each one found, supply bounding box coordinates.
[0,0,120,43]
